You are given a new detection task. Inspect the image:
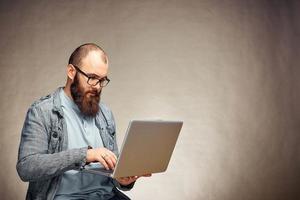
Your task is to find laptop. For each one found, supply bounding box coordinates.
[81,120,183,178]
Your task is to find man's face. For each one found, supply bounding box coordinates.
[70,51,108,117]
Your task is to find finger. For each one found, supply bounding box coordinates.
[130,177,138,183]
[142,174,152,177]
[118,178,126,184]
[125,177,130,181]
[127,177,135,184]
[119,179,130,185]
[117,177,128,185]
[109,156,116,167]
[106,150,118,161]
[97,156,110,170]
[104,151,117,167]
[99,149,115,167]
[99,147,115,158]
[106,153,117,166]
[128,176,138,182]
[103,156,115,169]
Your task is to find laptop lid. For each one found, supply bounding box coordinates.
[112,120,183,178]
[82,120,183,178]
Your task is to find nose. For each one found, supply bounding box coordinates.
[92,82,102,92]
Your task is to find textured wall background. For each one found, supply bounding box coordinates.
[0,0,300,199]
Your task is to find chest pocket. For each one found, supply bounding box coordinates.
[98,109,116,152]
[106,124,116,150]
[49,130,60,153]
[48,118,63,153]
[99,123,115,151]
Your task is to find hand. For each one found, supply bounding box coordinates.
[86,147,117,170]
[116,174,152,186]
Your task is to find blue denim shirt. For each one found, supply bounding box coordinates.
[16,87,133,200]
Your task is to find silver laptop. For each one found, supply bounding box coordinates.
[81,120,183,178]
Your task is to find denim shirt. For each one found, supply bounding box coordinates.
[16,87,133,200]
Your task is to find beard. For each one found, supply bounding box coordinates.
[70,74,101,117]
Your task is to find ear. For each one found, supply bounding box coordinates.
[67,64,76,80]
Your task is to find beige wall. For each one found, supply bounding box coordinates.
[1,0,300,199]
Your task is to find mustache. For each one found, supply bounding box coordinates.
[86,89,101,96]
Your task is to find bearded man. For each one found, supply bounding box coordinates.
[17,43,147,200]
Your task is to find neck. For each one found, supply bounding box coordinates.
[64,81,73,100]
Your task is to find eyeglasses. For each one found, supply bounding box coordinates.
[72,65,110,87]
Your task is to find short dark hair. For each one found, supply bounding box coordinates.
[68,43,107,67]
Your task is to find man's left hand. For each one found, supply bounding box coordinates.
[116,174,152,186]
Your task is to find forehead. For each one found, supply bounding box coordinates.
[80,50,108,77]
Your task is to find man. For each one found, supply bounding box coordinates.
[17,43,149,200]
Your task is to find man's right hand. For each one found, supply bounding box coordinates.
[86,148,117,170]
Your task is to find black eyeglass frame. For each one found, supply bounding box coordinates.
[72,64,110,87]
